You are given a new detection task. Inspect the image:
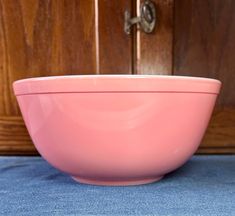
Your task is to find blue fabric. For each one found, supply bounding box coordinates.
[0,156,234,216]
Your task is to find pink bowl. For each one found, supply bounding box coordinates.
[13,75,221,186]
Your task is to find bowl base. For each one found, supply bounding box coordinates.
[71,175,163,186]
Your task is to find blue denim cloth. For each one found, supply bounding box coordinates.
[0,156,234,216]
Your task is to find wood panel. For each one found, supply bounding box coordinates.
[136,0,173,75]
[98,0,132,74]
[0,0,133,155]
[0,0,97,117]
[174,0,235,153]
[0,116,36,155]
[174,0,235,106]
[198,108,235,154]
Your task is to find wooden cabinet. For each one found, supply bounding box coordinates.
[0,0,234,154]
[174,0,235,153]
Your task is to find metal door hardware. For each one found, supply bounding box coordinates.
[124,0,156,34]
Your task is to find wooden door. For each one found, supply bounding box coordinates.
[174,0,235,153]
[0,0,235,155]
[0,0,132,154]
[136,0,235,154]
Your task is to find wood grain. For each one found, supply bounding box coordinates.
[174,0,235,106]
[0,116,36,155]
[197,147,235,154]
[201,107,235,149]
[98,0,132,74]
[174,0,235,153]
[136,0,173,75]
[0,0,134,155]
[0,0,97,116]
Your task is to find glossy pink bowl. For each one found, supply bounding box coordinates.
[13,75,221,186]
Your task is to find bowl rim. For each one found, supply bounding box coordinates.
[13,74,221,84]
[13,75,222,95]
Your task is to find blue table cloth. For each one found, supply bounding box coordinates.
[0,156,234,216]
